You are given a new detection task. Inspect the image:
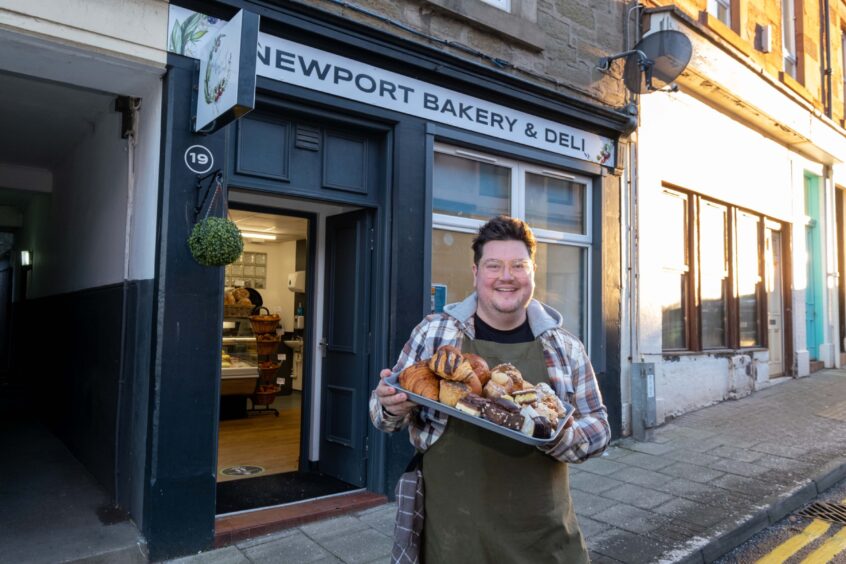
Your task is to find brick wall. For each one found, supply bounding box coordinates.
[297,0,629,111]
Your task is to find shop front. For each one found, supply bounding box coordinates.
[147,1,633,558]
[631,8,846,428]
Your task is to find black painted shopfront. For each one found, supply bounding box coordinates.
[144,0,632,558]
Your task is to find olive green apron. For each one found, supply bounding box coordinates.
[422,338,589,564]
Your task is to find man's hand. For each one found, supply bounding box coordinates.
[375,369,415,417]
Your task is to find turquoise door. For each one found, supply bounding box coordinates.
[805,174,823,360]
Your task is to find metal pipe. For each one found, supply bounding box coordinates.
[824,0,833,117]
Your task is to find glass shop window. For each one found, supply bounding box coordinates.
[661,186,767,352]
[431,144,592,343]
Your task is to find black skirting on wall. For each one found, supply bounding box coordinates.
[12,279,154,513]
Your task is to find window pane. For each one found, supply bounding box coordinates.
[433,153,510,220]
[432,229,476,305]
[662,190,688,349]
[736,212,761,347]
[534,243,585,340]
[700,202,728,348]
[525,173,586,234]
[662,272,688,350]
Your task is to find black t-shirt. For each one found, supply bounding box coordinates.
[473,313,534,344]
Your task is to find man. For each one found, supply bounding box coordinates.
[370,215,609,563]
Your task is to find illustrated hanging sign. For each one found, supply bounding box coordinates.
[193,10,259,133]
[168,7,615,166]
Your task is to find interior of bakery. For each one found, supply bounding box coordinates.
[216,208,356,513]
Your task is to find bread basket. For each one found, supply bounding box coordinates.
[252,385,279,406]
[256,335,281,356]
[249,307,280,334]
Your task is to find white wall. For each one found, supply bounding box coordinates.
[636,90,815,421]
[32,109,128,297]
[127,80,162,281]
[243,240,297,332]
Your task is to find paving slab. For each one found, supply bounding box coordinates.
[151,369,846,564]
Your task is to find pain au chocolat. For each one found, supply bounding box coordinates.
[429,345,466,381]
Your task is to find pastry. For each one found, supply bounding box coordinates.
[465,374,483,396]
[534,403,559,427]
[439,380,471,407]
[429,345,465,380]
[491,363,525,391]
[455,393,488,417]
[483,380,508,399]
[399,361,440,401]
[489,370,514,394]
[454,353,491,386]
[513,386,538,406]
[481,401,510,426]
[237,297,252,306]
[482,398,523,430]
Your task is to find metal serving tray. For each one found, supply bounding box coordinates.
[386,373,574,447]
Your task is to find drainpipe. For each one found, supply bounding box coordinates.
[823,0,833,118]
[824,166,841,367]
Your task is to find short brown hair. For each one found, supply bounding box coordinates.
[472,215,537,265]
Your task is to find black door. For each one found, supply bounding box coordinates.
[320,209,372,486]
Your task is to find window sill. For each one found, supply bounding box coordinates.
[662,347,768,358]
[423,0,544,52]
[778,71,820,110]
[697,11,752,58]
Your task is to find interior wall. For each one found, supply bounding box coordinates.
[244,240,296,331]
[33,108,128,297]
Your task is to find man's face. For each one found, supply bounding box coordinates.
[472,239,535,322]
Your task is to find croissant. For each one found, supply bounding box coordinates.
[399,361,440,401]
[454,353,491,386]
[429,345,465,381]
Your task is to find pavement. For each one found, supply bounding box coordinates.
[164,368,846,564]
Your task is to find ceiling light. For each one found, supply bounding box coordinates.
[241,231,277,240]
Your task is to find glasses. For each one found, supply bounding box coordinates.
[480,259,534,278]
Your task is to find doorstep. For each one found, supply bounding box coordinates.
[214,490,388,547]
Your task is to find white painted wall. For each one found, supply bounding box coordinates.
[32,109,128,297]
[127,80,163,281]
[243,240,297,332]
[636,90,817,422]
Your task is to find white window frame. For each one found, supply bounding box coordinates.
[781,0,797,78]
[432,143,593,346]
[478,0,511,12]
[708,0,732,26]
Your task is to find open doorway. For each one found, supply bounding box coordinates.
[215,206,364,514]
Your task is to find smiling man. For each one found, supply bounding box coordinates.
[371,215,609,563]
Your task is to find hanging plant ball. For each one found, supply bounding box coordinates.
[188,217,244,266]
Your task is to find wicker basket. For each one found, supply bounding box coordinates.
[252,385,279,405]
[224,304,253,318]
[256,337,281,356]
[258,362,281,382]
[249,307,280,334]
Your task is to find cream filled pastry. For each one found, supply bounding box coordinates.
[455,393,489,417]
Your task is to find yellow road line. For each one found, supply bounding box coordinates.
[755,520,831,564]
[799,526,846,564]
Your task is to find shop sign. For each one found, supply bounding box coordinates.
[191,10,259,133]
[167,7,615,166]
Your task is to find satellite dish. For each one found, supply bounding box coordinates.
[598,30,692,94]
[624,30,692,93]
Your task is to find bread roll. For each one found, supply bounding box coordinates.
[399,361,439,401]
[429,345,465,381]
[438,380,470,407]
[453,353,491,386]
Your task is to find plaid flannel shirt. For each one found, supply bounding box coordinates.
[369,293,610,463]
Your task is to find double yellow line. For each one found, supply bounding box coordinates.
[755,498,846,564]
